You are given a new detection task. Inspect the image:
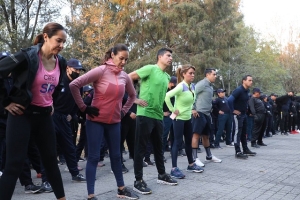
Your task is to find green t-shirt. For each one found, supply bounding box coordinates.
[165,81,195,120]
[136,64,170,120]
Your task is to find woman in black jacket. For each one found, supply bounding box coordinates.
[0,22,67,200]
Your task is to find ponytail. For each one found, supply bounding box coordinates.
[176,67,183,83]
[101,44,129,65]
[176,64,196,83]
[33,22,65,45]
[33,33,44,45]
[102,48,113,64]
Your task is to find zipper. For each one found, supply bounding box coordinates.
[108,74,119,123]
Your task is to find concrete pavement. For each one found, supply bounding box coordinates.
[11,133,300,200]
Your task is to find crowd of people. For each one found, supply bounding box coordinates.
[0,22,299,200]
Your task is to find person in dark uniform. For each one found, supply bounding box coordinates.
[213,89,232,148]
[262,94,274,137]
[76,85,93,162]
[276,91,294,135]
[248,88,267,147]
[52,58,86,182]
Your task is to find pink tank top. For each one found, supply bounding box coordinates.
[30,54,60,107]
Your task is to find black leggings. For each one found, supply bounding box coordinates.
[0,113,65,199]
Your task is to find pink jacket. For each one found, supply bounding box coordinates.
[69,59,136,124]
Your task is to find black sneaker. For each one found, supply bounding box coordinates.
[157,173,178,185]
[72,174,86,182]
[122,163,129,174]
[41,181,53,193]
[243,149,256,156]
[117,187,139,199]
[251,143,260,148]
[24,184,43,194]
[143,161,148,167]
[133,180,152,195]
[257,142,267,146]
[235,152,248,159]
[144,160,155,166]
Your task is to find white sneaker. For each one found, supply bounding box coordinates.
[0,171,2,177]
[226,144,234,147]
[195,158,205,167]
[205,155,222,163]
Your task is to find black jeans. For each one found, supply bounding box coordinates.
[280,111,289,132]
[76,123,88,161]
[0,112,65,199]
[121,114,136,159]
[53,112,79,177]
[134,116,165,181]
[251,113,267,144]
[233,114,248,153]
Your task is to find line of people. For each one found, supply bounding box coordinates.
[0,22,298,200]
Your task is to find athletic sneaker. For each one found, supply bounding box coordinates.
[117,187,139,199]
[214,145,223,149]
[133,180,152,194]
[0,171,2,177]
[257,142,267,146]
[122,163,129,174]
[88,197,98,200]
[24,184,43,194]
[144,159,155,166]
[226,144,234,147]
[243,149,256,156]
[72,174,86,182]
[205,155,222,163]
[41,181,53,193]
[157,173,178,185]
[79,157,86,162]
[170,167,185,179]
[235,152,248,159]
[186,163,204,173]
[195,158,205,167]
[143,161,148,167]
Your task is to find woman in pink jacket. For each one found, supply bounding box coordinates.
[70,44,138,200]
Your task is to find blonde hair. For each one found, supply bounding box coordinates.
[176,64,196,83]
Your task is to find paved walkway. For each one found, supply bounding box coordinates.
[11,133,300,200]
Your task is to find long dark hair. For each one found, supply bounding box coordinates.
[33,22,65,45]
[102,43,129,64]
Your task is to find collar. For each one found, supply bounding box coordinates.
[203,77,212,86]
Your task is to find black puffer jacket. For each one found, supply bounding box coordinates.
[0,43,66,108]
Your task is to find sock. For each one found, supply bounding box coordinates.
[192,148,198,161]
[205,146,212,159]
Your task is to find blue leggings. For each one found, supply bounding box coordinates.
[171,119,193,167]
[86,120,124,194]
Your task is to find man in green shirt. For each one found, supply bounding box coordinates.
[129,48,178,195]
